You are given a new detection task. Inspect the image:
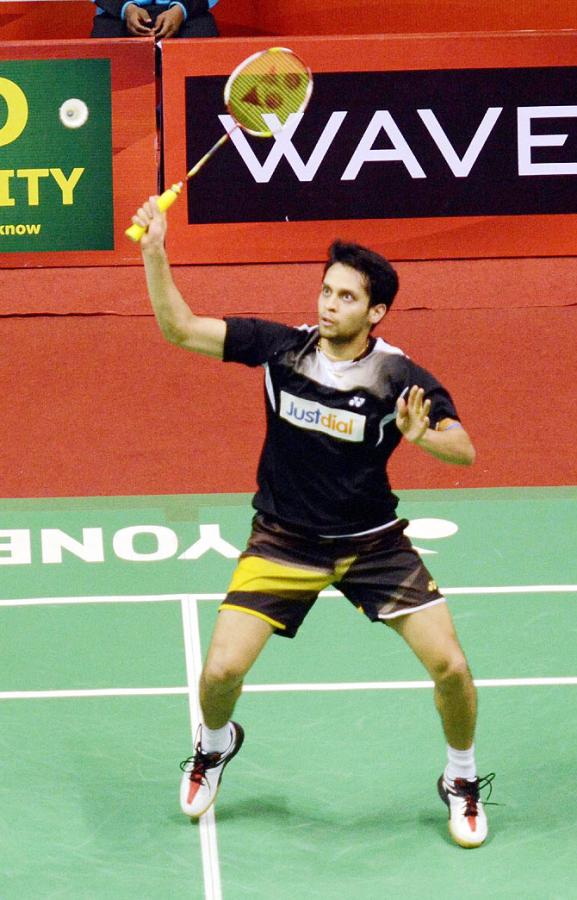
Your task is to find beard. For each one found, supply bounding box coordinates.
[318,321,362,344]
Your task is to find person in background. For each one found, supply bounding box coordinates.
[90,0,219,40]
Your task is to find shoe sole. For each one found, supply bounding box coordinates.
[437,775,486,849]
[187,723,245,820]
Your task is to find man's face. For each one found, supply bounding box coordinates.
[318,263,385,343]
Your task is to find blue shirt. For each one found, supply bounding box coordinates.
[93,0,218,19]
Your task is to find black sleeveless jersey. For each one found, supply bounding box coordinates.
[223,317,459,536]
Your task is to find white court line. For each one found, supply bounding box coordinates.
[0,687,189,700]
[2,676,577,702]
[0,585,576,608]
[0,594,187,608]
[243,677,577,691]
[443,585,577,595]
[181,596,223,900]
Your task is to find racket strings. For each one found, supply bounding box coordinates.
[225,48,313,137]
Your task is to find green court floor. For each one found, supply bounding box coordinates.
[1,487,576,899]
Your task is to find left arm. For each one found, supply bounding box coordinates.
[396,385,476,466]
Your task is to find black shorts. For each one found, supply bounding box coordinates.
[220,514,445,638]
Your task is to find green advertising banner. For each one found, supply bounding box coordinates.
[0,58,113,251]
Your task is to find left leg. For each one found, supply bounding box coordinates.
[387,602,476,750]
[388,602,493,848]
[338,523,491,847]
[338,522,476,746]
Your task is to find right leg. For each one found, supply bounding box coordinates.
[181,514,328,817]
[179,609,273,817]
[200,608,274,728]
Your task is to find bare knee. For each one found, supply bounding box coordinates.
[431,652,472,691]
[201,657,247,694]
[201,609,272,696]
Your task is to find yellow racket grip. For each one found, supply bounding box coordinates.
[124,183,183,242]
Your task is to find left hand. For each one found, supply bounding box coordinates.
[396,385,431,444]
[153,6,184,38]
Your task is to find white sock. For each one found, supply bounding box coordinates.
[201,722,233,754]
[445,744,477,782]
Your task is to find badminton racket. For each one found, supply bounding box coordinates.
[125,46,313,242]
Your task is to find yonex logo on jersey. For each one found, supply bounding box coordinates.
[280,391,365,442]
[349,396,365,408]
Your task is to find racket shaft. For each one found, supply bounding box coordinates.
[124,125,235,243]
[124,136,231,243]
[125,184,183,243]
[186,132,231,179]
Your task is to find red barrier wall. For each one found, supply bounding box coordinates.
[0,2,94,39]
[162,33,577,265]
[1,305,575,497]
[255,0,577,36]
[0,18,575,495]
[0,0,260,39]
[2,0,577,39]
[1,257,575,497]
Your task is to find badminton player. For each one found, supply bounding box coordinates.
[134,197,494,848]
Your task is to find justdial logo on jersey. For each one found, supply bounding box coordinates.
[279,391,366,442]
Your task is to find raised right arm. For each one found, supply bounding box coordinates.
[135,197,226,359]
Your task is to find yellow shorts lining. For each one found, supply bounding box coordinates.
[219,603,286,631]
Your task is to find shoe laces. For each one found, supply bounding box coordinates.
[179,745,223,785]
[453,772,496,816]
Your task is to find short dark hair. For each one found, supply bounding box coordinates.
[324,240,399,310]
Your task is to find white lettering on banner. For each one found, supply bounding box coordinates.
[517,106,577,175]
[221,104,577,184]
[417,107,503,177]
[112,526,180,562]
[220,111,347,183]
[41,528,104,564]
[178,524,240,560]
[342,111,426,180]
[0,530,32,565]
[279,391,366,442]
[0,524,241,566]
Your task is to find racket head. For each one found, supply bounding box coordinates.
[224,47,313,138]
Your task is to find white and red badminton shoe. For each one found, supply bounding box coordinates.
[179,722,244,818]
[437,773,495,848]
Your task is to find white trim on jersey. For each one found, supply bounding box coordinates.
[376,386,408,447]
[263,363,276,411]
[320,517,399,539]
[378,596,447,620]
[373,336,406,357]
[262,324,314,410]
